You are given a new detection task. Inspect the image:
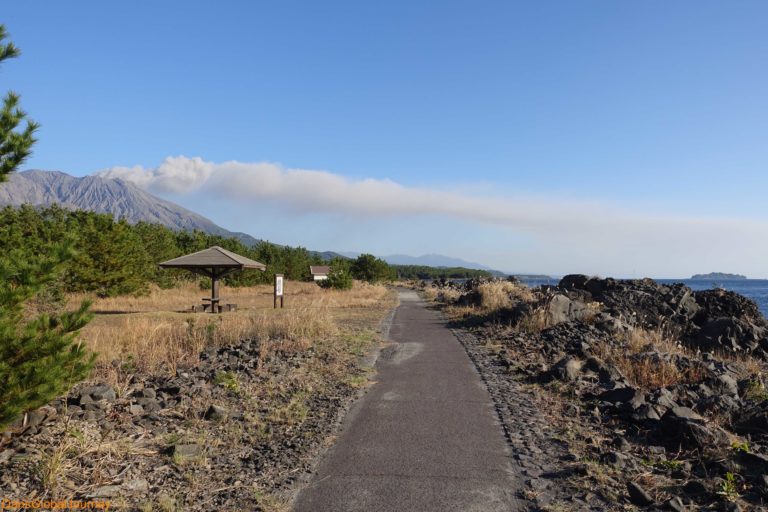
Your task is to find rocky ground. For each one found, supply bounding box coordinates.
[427,276,768,511]
[0,304,395,511]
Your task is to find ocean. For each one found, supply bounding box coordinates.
[516,277,768,318]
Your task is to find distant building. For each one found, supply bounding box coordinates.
[310,265,330,281]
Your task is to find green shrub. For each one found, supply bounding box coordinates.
[318,267,353,290]
[0,246,95,429]
[350,254,393,283]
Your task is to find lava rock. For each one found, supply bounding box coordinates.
[627,481,654,506]
[663,496,686,511]
[712,374,740,397]
[80,384,116,402]
[663,406,704,423]
[551,356,584,382]
[735,451,768,476]
[204,404,229,421]
[25,409,48,428]
[170,444,203,459]
[733,402,768,439]
[611,436,631,452]
[599,387,645,410]
[559,274,590,290]
[123,478,149,492]
[682,480,709,499]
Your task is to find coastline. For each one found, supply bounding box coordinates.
[424,275,768,509]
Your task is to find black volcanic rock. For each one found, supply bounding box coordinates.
[694,288,764,326]
[555,275,768,356]
[557,275,700,329]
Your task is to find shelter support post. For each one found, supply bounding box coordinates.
[211,271,220,313]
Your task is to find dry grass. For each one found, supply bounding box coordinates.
[589,327,707,390]
[516,306,550,334]
[477,281,534,309]
[64,280,392,380]
[425,280,535,311]
[440,281,537,325]
[33,421,158,497]
[714,350,765,380]
[623,326,685,356]
[421,287,438,301]
[422,286,463,303]
[66,280,388,313]
[616,356,706,390]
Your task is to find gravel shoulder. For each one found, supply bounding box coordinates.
[453,327,622,511]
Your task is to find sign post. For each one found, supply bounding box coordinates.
[274,274,284,309]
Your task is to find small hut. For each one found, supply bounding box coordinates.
[310,265,330,281]
[159,246,266,312]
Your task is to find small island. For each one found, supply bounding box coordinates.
[691,272,747,280]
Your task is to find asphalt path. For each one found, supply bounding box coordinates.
[293,290,523,511]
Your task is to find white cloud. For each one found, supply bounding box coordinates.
[98,156,213,194]
[94,156,623,229]
[95,156,768,276]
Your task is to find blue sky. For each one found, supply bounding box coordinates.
[3,1,768,277]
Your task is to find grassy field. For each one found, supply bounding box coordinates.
[66,280,396,382]
[3,280,398,510]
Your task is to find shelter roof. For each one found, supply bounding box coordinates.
[159,246,266,270]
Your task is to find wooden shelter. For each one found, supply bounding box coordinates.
[159,246,266,312]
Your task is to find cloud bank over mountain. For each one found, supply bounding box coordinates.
[97,156,768,277]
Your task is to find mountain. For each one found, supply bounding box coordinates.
[0,170,261,245]
[383,253,494,270]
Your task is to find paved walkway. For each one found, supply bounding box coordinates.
[293,290,522,511]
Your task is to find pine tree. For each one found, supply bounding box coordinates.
[65,213,151,297]
[0,246,95,427]
[351,254,393,283]
[0,25,38,182]
[0,25,94,430]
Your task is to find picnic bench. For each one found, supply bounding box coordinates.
[190,299,238,313]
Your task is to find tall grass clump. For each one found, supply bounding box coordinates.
[589,327,708,391]
[477,281,535,310]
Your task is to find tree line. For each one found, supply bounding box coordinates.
[0,204,400,297]
[392,265,492,280]
[0,203,493,297]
